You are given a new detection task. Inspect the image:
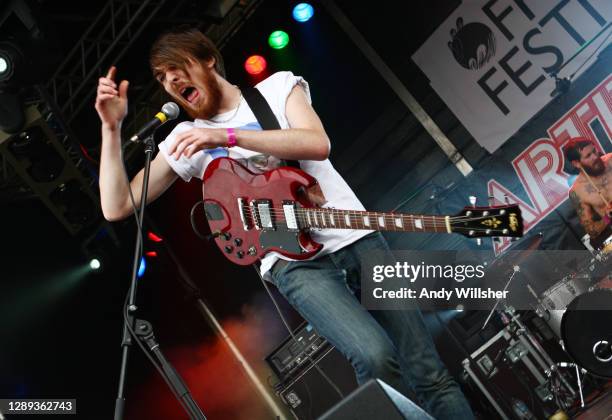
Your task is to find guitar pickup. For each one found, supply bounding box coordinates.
[283,201,299,231]
[251,199,274,231]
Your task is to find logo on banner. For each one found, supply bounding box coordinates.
[448,18,496,70]
[412,1,612,153]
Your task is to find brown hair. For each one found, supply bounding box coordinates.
[564,137,595,162]
[149,27,225,79]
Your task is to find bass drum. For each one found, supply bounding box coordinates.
[561,289,612,378]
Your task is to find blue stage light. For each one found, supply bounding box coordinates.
[137,257,146,278]
[292,3,314,22]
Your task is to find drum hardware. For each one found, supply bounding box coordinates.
[582,234,596,254]
[463,308,576,419]
[479,259,579,410]
[552,362,588,408]
[481,265,521,331]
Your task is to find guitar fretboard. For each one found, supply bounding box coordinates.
[296,208,450,233]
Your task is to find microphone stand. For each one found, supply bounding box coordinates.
[114,134,206,420]
[549,22,611,97]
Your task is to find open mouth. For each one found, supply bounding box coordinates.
[180,86,199,104]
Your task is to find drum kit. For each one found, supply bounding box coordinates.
[535,234,612,380]
[482,232,612,413]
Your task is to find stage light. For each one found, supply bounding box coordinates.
[0,42,21,84]
[50,180,96,228]
[292,3,314,22]
[89,258,101,270]
[268,31,290,49]
[147,231,163,242]
[9,127,66,182]
[0,41,26,133]
[244,55,267,75]
[145,251,158,258]
[138,257,146,278]
[0,56,8,74]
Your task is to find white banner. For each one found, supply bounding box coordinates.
[412,0,612,153]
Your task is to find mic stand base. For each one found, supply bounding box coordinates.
[135,320,207,420]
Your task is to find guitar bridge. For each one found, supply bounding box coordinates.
[237,198,251,231]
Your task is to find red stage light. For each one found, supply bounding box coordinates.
[145,251,158,258]
[147,231,163,242]
[244,55,267,75]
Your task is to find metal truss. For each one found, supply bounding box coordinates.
[46,0,167,123]
[0,0,262,243]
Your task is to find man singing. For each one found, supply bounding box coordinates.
[95,27,474,419]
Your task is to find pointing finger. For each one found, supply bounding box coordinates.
[106,66,116,80]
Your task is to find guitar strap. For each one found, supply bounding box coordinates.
[241,87,300,169]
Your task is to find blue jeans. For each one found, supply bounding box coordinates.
[270,232,474,420]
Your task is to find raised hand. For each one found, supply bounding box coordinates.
[95,66,129,130]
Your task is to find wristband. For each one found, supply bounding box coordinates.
[226,128,237,148]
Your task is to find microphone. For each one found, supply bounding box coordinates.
[130,102,180,142]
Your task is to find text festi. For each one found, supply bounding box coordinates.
[478,1,608,116]
[370,262,509,300]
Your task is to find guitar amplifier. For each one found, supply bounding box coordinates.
[277,345,359,420]
[265,322,330,383]
[265,323,358,419]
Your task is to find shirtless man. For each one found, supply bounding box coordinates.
[565,137,612,247]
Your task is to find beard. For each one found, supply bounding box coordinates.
[583,157,605,176]
[180,67,222,120]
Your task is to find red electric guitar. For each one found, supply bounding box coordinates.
[202,158,524,266]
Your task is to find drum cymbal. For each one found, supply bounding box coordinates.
[561,289,612,378]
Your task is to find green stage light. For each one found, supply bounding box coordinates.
[268,31,290,50]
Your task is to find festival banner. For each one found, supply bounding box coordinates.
[411,0,612,152]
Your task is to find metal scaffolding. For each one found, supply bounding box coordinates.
[1,0,262,229]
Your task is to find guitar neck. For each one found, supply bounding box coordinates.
[298,208,451,234]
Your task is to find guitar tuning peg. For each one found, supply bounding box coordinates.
[512,237,520,242]
[488,195,495,206]
[504,195,510,204]
[476,238,482,246]
[468,195,477,207]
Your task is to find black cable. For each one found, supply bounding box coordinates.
[119,142,193,417]
[189,200,210,241]
[569,26,612,80]
[119,143,145,246]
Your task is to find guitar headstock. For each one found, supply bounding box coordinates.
[451,204,523,238]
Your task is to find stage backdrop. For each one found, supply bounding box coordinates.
[383,46,611,256]
[412,0,612,153]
